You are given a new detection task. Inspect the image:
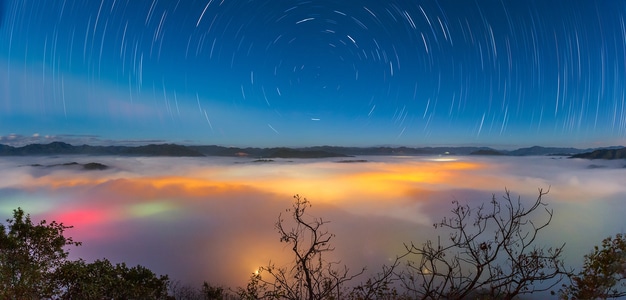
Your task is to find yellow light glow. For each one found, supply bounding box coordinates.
[20,159,489,210]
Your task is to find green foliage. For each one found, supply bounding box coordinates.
[0,207,80,299]
[56,258,170,299]
[561,234,626,299]
[169,280,232,300]
[0,207,170,299]
[237,272,267,300]
[201,281,226,300]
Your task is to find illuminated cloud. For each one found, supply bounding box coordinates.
[0,155,624,288]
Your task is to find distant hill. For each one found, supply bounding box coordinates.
[119,144,204,157]
[0,142,205,157]
[9,141,79,155]
[570,147,626,159]
[189,146,350,158]
[470,149,504,156]
[288,146,497,156]
[1,142,624,158]
[188,145,257,156]
[266,148,349,158]
[188,145,501,157]
[30,161,109,171]
[506,146,588,156]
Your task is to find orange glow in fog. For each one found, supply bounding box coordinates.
[17,158,489,224]
[4,156,622,290]
[20,159,489,206]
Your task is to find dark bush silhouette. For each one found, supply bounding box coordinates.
[560,234,626,299]
[0,207,169,299]
[0,207,80,299]
[57,258,169,299]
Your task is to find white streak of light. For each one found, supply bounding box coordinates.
[204,110,214,132]
[196,0,213,27]
[268,124,279,134]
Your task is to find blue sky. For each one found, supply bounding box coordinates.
[1,0,625,148]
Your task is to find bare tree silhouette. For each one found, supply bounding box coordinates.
[399,188,569,299]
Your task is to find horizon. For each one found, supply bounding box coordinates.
[1,1,626,147]
[0,133,624,151]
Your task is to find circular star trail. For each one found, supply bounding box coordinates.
[0,0,625,147]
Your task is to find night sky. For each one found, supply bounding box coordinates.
[1,0,625,147]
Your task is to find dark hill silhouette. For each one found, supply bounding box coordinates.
[266,148,349,158]
[189,146,349,158]
[470,149,504,156]
[83,162,109,170]
[570,147,626,159]
[30,162,109,171]
[121,144,204,156]
[0,142,204,157]
[506,146,588,156]
[18,142,78,155]
[1,142,625,158]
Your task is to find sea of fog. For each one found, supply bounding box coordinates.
[0,155,625,292]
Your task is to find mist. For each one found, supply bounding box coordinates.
[0,155,624,289]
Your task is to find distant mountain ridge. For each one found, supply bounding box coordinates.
[0,142,623,159]
[570,147,626,159]
[0,142,205,157]
[506,146,585,156]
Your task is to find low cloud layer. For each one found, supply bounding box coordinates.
[0,155,624,289]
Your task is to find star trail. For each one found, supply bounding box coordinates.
[1,0,625,147]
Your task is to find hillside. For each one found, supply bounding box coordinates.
[570,147,626,159]
[1,142,624,158]
[0,142,205,157]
